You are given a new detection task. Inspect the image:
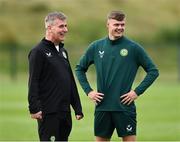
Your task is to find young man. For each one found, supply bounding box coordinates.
[75,11,159,141]
[28,12,83,141]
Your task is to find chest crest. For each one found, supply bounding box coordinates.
[45,52,52,57]
[120,49,128,57]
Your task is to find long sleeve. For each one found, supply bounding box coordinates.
[64,49,83,116]
[134,46,159,95]
[70,69,83,116]
[28,49,44,113]
[75,44,95,95]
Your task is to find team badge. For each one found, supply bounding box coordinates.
[99,51,104,58]
[62,51,67,59]
[50,136,55,142]
[120,49,128,56]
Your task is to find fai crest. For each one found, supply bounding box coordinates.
[120,49,128,56]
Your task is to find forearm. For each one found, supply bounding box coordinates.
[28,80,42,113]
[28,49,43,113]
[135,68,159,95]
[75,65,93,95]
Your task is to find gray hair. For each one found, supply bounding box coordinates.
[45,11,67,29]
[107,10,125,21]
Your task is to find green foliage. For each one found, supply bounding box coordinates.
[0,0,180,46]
[0,0,179,78]
[27,2,49,13]
[157,27,180,44]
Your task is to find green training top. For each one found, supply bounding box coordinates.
[75,36,159,115]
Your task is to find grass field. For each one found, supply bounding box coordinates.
[0,0,180,141]
[0,75,180,141]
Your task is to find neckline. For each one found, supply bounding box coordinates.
[107,36,124,45]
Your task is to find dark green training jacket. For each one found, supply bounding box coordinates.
[75,36,159,115]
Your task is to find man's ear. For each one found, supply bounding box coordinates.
[106,20,109,28]
[47,25,52,31]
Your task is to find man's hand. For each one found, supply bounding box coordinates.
[120,90,138,105]
[31,111,42,120]
[75,115,83,120]
[88,91,104,105]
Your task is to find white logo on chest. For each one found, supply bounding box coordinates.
[99,51,104,58]
[46,52,52,57]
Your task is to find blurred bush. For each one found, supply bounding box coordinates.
[0,0,179,81]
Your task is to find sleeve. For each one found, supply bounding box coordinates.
[65,50,83,116]
[70,69,83,116]
[134,45,159,95]
[75,43,95,95]
[28,49,43,113]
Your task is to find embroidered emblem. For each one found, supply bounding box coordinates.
[99,51,104,58]
[50,136,55,142]
[46,52,52,57]
[120,49,128,56]
[126,125,132,132]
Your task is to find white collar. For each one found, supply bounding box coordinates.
[55,45,59,52]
